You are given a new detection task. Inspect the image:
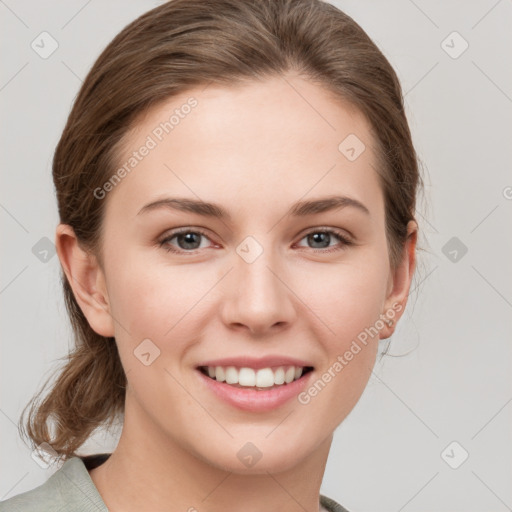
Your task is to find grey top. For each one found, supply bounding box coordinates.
[0,454,350,512]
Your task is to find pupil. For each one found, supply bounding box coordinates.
[178,232,201,249]
[309,232,330,248]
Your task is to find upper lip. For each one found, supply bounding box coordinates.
[196,356,314,370]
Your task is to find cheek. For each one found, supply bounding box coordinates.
[301,256,388,336]
[105,261,208,407]
[105,253,218,350]
[295,262,386,423]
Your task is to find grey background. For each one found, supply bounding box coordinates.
[1,1,511,511]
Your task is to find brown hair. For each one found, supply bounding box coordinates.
[20,0,424,460]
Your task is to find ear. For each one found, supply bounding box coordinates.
[55,223,115,338]
[380,220,418,339]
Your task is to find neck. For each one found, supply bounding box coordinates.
[89,394,332,512]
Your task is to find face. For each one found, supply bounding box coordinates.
[64,74,414,474]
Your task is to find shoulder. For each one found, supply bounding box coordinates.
[0,455,109,512]
[1,458,348,512]
[320,493,352,512]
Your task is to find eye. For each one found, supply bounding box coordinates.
[158,228,214,253]
[158,227,354,255]
[295,228,353,253]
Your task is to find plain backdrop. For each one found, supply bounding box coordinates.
[1,1,511,511]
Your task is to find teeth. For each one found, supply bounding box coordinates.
[202,365,307,388]
[216,366,225,382]
[274,367,285,385]
[225,366,238,384]
[256,368,275,387]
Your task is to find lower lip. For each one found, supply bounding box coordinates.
[196,369,313,412]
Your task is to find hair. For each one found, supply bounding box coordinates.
[20,0,425,461]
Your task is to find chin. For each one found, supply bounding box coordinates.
[198,441,311,475]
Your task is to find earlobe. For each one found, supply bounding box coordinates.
[55,224,115,338]
[380,221,418,338]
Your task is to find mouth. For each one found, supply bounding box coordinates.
[197,365,314,390]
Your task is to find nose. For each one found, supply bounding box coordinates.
[220,246,297,336]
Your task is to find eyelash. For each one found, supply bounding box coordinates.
[158,227,354,255]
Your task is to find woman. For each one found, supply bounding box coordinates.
[3,0,422,510]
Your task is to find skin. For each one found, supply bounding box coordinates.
[56,73,417,512]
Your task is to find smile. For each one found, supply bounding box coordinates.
[198,365,314,389]
[195,364,315,412]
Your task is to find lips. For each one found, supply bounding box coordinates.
[196,364,314,412]
[196,355,314,370]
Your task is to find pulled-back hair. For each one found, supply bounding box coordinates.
[20,0,424,460]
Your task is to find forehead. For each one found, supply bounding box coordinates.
[103,74,383,224]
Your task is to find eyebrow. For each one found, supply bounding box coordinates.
[137,195,370,220]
